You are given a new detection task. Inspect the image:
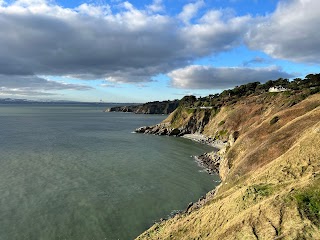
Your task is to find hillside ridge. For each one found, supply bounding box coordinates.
[135,75,320,239]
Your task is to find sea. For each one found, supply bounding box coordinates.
[0,103,219,240]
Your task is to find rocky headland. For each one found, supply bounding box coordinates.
[105,100,179,114]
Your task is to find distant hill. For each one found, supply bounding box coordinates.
[105,100,179,114]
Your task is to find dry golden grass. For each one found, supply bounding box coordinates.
[136,94,320,240]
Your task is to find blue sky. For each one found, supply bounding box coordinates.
[0,0,319,102]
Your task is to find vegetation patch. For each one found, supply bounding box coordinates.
[310,87,320,95]
[219,129,228,136]
[243,184,274,202]
[218,120,225,126]
[270,116,280,125]
[210,108,220,118]
[166,74,320,114]
[186,108,195,114]
[295,184,320,227]
[252,184,273,197]
[170,108,182,124]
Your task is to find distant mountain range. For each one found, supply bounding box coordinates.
[0,98,137,106]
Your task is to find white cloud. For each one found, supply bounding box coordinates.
[0,88,58,96]
[247,0,320,64]
[178,0,205,24]
[168,65,293,89]
[0,0,251,87]
[0,74,92,96]
[147,0,164,13]
[76,3,111,17]
[1,0,316,96]
[181,10,252,56]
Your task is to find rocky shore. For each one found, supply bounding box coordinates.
[135,124,186,136]
[181,134,226,149]
[184,188,217,214]
[195,152,221,175]
[135,124,227,179]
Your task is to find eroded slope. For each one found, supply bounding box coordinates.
[137,93,320,240]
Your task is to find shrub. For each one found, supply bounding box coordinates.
[242,184,274,202]
[270,116,280,125]
[219,129,228,136]
[252,184,273,197]
[218,120,225,126]
[310,87,320,95]
[295,187,320,227]
[186,108,195,114]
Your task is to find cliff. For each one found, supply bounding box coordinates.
[136,89,320,239]
[105,100,179,114]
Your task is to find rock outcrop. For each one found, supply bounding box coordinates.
[195,152,221,175]
[135,124,186,136]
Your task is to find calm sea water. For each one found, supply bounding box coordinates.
[0,104,219,240]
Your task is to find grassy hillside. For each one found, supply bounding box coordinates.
[136,92,320,240]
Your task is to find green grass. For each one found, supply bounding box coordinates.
[218,120,225,126]
[219,129,228,136]
[252,184,273,197]
[186,108,195,114]
[295,185,320,227]
[283,91,293,97]
[242,183,274,203]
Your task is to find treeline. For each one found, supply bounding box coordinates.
[180,73,320,108]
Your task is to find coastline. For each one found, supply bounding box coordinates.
[181,134,225,215]
[181,133,226,149]
[138,131,226,224]
[136,93,320,239]
[135,127,227,178]
[181,133,226,175]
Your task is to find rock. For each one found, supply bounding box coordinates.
[157,128,168,136]
[185,202,193,213]
[135,126,151,133]
[196,152,221,175]
[168,128,180,136]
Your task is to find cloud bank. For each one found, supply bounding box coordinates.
[169,65,293,89]
[0,0,253,94]
[0,0,250,81]
[0,0,318,95]
[0,74,92,96]
[247,0,320,64]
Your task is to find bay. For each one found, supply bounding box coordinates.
[0,104,219,240]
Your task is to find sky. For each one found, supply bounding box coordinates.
[0,0,319,102]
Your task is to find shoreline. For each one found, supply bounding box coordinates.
[143,132,226,223]
[181,133,226,175]
[181,133,226,149]
[134,125,228,224]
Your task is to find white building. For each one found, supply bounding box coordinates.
[269,86,289,93]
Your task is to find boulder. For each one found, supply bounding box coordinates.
[168,128,180,136]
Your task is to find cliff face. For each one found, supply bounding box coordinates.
[106,100,179,114]
[136,93,320,239]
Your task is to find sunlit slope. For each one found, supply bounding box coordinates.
[137,93,320,240]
